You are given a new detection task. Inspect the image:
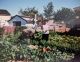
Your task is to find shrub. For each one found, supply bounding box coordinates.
[49,32,80,54]
[14,26,27,33]
[0,31,22,62]
[0,28,4,36]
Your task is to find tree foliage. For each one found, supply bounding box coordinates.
[19,7,38,18]
[75,10,80,17]
[44,2,54,19]
[54,8,76,22]
[49,32,80,54]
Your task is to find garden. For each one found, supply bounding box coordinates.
[0,27,80,62]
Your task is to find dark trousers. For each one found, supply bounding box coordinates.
[42,34,49,41]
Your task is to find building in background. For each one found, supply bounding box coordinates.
[0,9,11,27]
[0,9,70,33]
[8,15,34,27]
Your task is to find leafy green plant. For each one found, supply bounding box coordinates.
[0,30,76,62]
[14,26,27,34]
[49,32,80,54]
[0,28,4,36]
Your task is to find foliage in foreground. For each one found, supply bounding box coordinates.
[49,32,80,54]
[0,31,74,62]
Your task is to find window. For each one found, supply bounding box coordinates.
[13,21,21,26]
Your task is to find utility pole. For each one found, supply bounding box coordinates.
[34,14,38,30]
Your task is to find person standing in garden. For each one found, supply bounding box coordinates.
[42,21,49,41]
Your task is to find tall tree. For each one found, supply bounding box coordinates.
[19,7,38,18]
[54,8,76,22]
[43,2,54,19]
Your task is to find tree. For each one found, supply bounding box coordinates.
[43,2,54,19]
[75,10,80,17]
[19,7,38,18]
[74,6,80,17]
[54,8,76,22]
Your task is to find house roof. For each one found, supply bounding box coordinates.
[8,15,34,24]
[21,15,35,24]
[0,9,11,16]
[8,15,28,22]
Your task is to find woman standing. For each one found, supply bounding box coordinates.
[42,21,49,41]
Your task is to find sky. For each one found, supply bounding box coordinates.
[0,0,80,15]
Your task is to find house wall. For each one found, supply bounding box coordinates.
[0,21,9,27]
[0,16,11,27]
[23,17,33,21]
[9,16,27,26]
[0,16,11,21]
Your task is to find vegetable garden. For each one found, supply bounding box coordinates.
[0,27,80,62]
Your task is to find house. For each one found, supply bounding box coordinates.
[0,9,11,27]
[0,9,11,20]
[8,15,34,27]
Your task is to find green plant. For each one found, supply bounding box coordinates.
[14,26,27,33]
[49,32,80,54]
[0,31,75,62]
[0,28,4,36]
[0,31,22,62]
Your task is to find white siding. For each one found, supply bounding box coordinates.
[0,16,11,27]
[0,16,11,21]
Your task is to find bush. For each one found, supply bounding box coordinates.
[0,28,4,36]
[0,31,22,62]
[49,32,80,54]
[14,26,27,33]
